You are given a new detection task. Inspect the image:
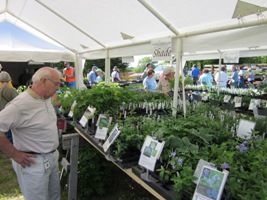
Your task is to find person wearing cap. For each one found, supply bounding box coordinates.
[87,66,98,87]
[143,68,157,92]
[155,66,175,96]
[0,71,19,143]
[141,63,152,81]
[63,62,76,88]
[111,66,121,83]
[95,69,105,83]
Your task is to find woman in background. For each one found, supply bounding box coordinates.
[0,71,18,143]
[111,66,121,83]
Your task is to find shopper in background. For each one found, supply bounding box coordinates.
[0,67,61,200]
[87,66,98,87]
[246,68,255,84]
[63,62,76,88]
[0,71,18,143]
[191,64,200,85]
[238,66,246,88]
[230,66,239,88]
[155,66,175,96]
[95,69,105,83]
[199,69,213,87]
[215,66,228,88]
[111,66,121,83]
[143,68,157,92]
[141,63,152,81]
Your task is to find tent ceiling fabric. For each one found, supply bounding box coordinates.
[0,0,267,61]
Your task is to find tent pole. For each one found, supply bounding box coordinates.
[75,54,86,89]
[181,60,187,119]
[217,52,222,94]
[105,49,110,86]
[172,38,182,117]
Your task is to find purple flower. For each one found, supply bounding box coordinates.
[240,146,247,152]
[235,145,240,150]
[169,151,176,158]
[221,162,229,169]
[240,143,246,148]
[177,158,183,166]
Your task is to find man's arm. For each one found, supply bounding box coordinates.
[0,133,35,167]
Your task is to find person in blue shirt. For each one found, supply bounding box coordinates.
[87,66,98,87]
[191,64,200,85]
[246,68,255,84]
[95,69,105,83]
[199,69,213,87]
[143,69,157,92]
[230,66,239,88]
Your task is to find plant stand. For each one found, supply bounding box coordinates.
[140,169,156,182]
[60,133,80,200]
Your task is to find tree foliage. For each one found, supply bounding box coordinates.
[83,58,128,75]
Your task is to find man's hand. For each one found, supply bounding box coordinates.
[0,134,36,167]
[12,151,36,168]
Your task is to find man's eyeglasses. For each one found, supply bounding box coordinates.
[46,78,60,87]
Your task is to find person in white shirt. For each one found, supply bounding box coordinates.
[215,66,228,88]
[111,66,121,83]
[0,67,61,200]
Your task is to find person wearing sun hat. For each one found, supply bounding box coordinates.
[0,71,18,111]
[95,68,105,83]
[155,66,175,96]
[0,71,19,143]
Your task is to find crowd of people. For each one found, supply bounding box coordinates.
[192,64,259,89]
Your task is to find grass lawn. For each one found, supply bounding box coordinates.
[0,152,23,200]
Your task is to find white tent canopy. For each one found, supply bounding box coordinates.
[0,21,74,62]
[0,0,267,60]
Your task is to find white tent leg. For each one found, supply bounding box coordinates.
[105,49,111,86]
[75,55,87,89]
[172,38,182,117]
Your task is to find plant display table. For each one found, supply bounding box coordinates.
[72,121,173,200]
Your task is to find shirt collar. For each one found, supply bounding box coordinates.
[27,86,44,99]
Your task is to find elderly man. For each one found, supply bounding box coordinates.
[155,66,175,96]
[87,65,98,87]
[215,66,229,88]
[0,67,61,200]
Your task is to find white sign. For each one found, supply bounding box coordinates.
[237,119,256,139]
[68,101,77,118]
[103,124,120,152]
[248,99,261,110]
[151,37,172,61]
[138,136,165,171]
[122,56,134,63]
[79,106,96,127]
[234,96,242,108]
[95,114,112,140]
[223,51,239,63]
[223,95,231,103]
[193,166,229,200]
